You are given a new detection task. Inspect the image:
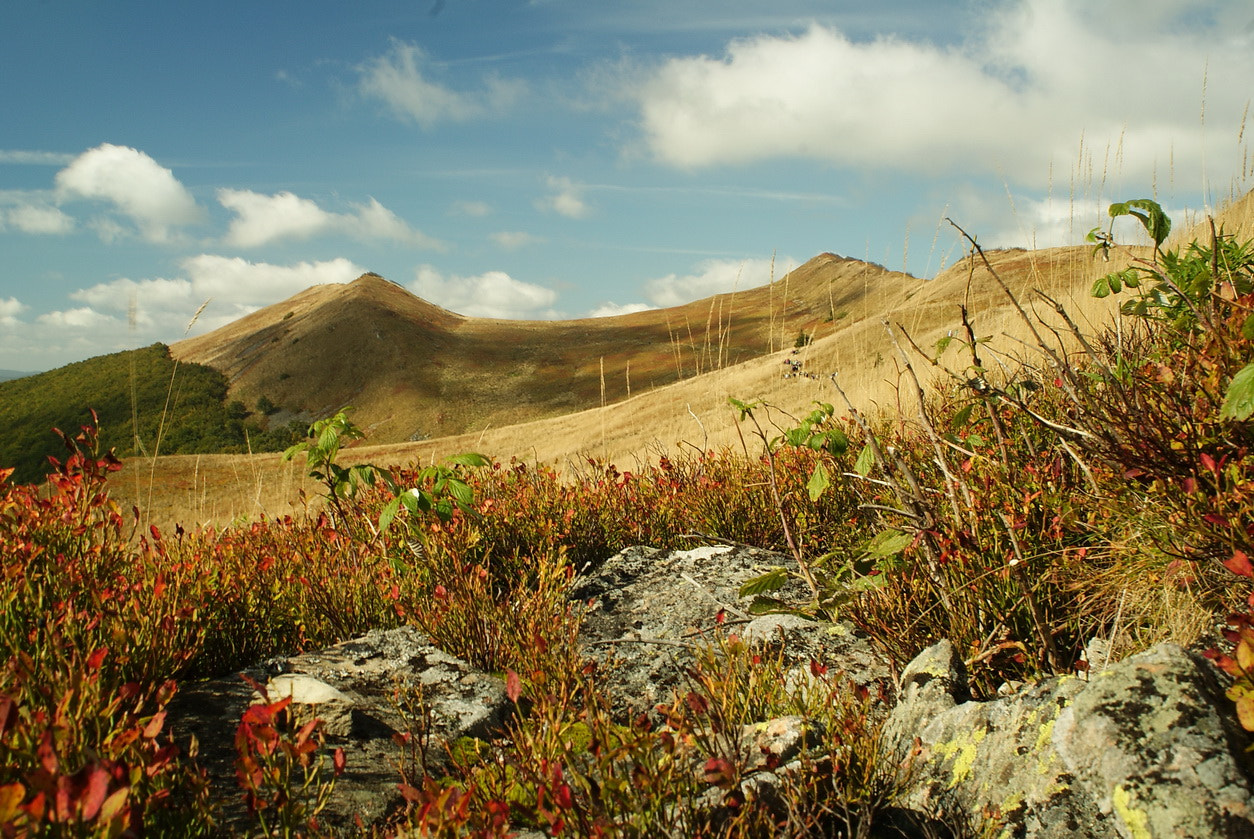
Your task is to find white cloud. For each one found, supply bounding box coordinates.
[1,202,74,234]
[644,257,787,308]
[37,307,117,330]
[179,254,365,307]
[218,189,443,249]
[588,301,653,318]
[358,40,525,127]
[0,150,76,165]
[629,1,1254,188]
[3,257,366,369]
[65,256,365,346]
[490,230,544,249]
[0,297,26,326]
[218,189,329,246]
[54,144,202,242]
[535,176,590,218]
[410,265,559,319]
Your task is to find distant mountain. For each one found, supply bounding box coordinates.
[171,258,921,445]
[0,343,301,484]
[0,369,31,382]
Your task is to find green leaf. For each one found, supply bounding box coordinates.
[807,462,831,502]
[728,397,758,419]
[783,428,809,448]
[447,452,491,468]
[824,428,849,456]
[935,335,955,355]
[377,496,401,534]
[1241,313,1254,341]
[1220,363,1254,421]
[951,404,974,429]
[738,568,789,598]
[866,529,912,558]
[854,443,876,477]
[447,479,474,507]
[746,596,790,616]
[1109,198,1171,248]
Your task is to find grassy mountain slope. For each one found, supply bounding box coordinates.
[170,258,918,444]
[0,343,298,484]
[117,238,1151,529]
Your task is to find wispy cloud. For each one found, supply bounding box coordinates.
[0,150,77,166]
[450,199,493,217]
[358,40,526,127]
[490,230,544,249]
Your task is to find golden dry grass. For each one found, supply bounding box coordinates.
[117,188,1253,532]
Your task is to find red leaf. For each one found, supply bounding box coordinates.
[333,748,346,777]
[397,782,422,803]
[38,731,58,774]
[85,647,108,671]
[505,670,522,704]
[142,711,166,740]
[1201,452,1218,475]
[702,757,736,788]
[78,766,110,821]
[1224,551,1254,579]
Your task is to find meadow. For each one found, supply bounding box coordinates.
[2,196,1254,836]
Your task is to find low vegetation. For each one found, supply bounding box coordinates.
[2,200,1253,835]
[0,343,302,484]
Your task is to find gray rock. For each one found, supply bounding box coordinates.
[168,625,510,835]
[571,544,894,721]
[883,640,1254,838]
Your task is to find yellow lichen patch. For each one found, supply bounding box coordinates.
[934,725,987,788]
[1112,785,1152,839]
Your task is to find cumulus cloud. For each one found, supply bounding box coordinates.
[0,202,74,234]
[628,1,1254,188]
[0,297,26,326]
[218,189,443,249]
[410,265,559,319]
[644,257,787,308]
[490,230,544,249]
[588,301,653,318]
[37,307,116,330]
[358,40,525,127]
[68,255,365,339]
[54,144,202,242]
[535,176,590,218]
[180,254,365,306]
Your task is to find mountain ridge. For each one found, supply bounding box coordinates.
[170,253,921,445]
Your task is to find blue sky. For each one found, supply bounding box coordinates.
[1,0,1251,372]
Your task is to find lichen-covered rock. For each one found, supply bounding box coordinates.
[883,641,1254,838]
[571,544,894,720]
[169,625,510,834]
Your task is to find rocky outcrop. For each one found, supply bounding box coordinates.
[169,625,510,834]
[571,544,895,720]
[167,546,1254,836]
[882,640,1254,837]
